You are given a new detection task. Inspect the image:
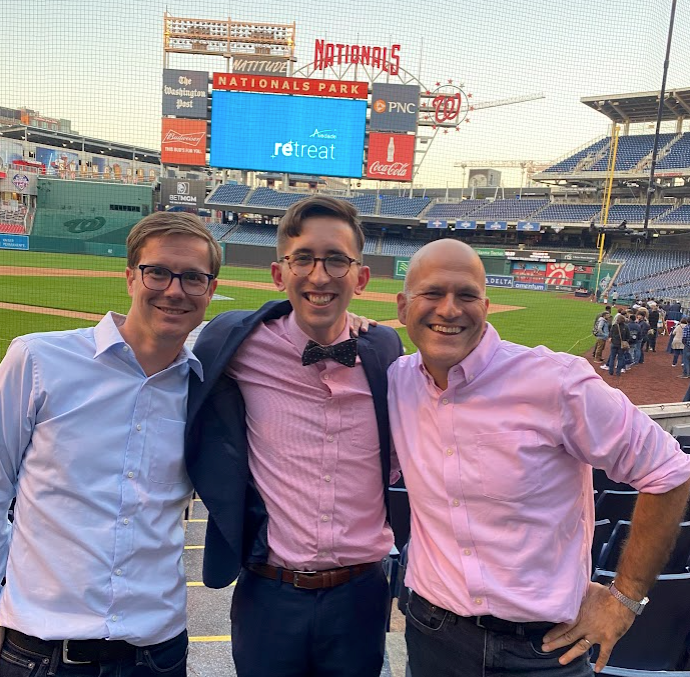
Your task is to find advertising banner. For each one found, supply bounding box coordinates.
[161,119,207,166]
[545,262,575,286]
[366,132,414,181]
[393,257,410,280]
[456,220,477,230]
[486,274,514,288]
[232,54,290,75]
[0,172,37,195]
[485,220,508,231]
[427,219,447,229]
[213,73,368,99]
[517,220,540,231]
[0,234,29,250]
[573,265,594,274]
[474,248,505,257]
[370,83,419,132]
[514,281,546,291]
[162,69,209,119]
[210,91,366,178]
[36,147,79,175]
[160,178,207,210]
[511,261,546,282]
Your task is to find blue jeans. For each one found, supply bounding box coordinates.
[683,345,690,377]
[608,346,626,375]
[673,348,682,365]
[631,342,642,365]
[405,591,593,677]
[0,631,187,677]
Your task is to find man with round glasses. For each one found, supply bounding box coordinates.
[186,196,403,676]
[0,212,219,676]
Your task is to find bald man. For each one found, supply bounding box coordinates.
[387,240,690,677]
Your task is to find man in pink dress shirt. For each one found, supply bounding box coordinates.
[186,197,403,676]
[387,239,690,676]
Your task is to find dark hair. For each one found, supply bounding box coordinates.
[276,196,364,256]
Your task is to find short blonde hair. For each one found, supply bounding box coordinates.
[126,212,222,277]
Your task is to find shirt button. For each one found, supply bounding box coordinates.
[468,375,474,382]
[115,569,123,576]
[122,346,129,352]
[452,499,460,507]
[464,549,471,556]
[323,374,330,380]
[111,615,118,621]
[442,398,449,405]
[324,475,332,482]
[446,449,454,456]
[127,471,134,479]
[326,435,334,443]
[474,598,483,605]
[321,515,330,522]
[136,424,142,431]
[123,518,129,525]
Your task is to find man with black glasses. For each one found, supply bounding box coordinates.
[0,212,219,676]
[186,196,403,677]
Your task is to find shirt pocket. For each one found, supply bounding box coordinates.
[149,418,188,485]
[473,431,542,502]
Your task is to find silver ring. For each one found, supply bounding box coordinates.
[582,638,592,647]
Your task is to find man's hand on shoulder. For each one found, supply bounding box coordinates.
[541,581,635,673]
[347,311,378,337]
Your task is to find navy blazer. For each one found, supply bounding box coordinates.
[185,300,404,588]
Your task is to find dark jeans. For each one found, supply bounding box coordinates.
[406,592,593,677]
[673,348,683,365]
[646,331,657,351]
[231,563,390,677]
[608,346,626,375]
[0,630,187,677]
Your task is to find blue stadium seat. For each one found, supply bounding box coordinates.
[595,490,638,524]
[224,224,277,247]
[543,137,610,173]
[588,133,676,172]
[379,196,430,217]
[210,184,251,205]
[247,188,308,208]
[536,203,602,222]
[470,199,548,221]
[657,132,690,170]
[608,247,690,298]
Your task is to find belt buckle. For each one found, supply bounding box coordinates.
[62,640,92,666]
[292,570,317,589]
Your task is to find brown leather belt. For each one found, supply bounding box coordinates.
[246,561,379,589]
[5,629,136,665]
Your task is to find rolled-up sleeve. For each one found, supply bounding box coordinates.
[559,357,690,493]
[0,339,37,581]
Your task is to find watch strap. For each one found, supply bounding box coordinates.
[608,581,649,616]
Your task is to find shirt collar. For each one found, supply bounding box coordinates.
[285,311,351,352]
[93,311,203,380]
[415,322,502,389]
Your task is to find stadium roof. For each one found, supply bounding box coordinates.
[0,124,160,164]
[581,87,690,124]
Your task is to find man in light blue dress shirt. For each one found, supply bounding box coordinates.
[0,212,220,676]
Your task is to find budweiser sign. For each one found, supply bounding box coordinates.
[161,118,207,166]
[366,132,414,181]
[162,130,205,145]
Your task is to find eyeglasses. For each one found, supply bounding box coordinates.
[138,265,215,296]
[279,253,361,279]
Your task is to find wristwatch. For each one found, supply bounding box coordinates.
[608,581,649,615]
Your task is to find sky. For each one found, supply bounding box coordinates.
[1,0,689,187]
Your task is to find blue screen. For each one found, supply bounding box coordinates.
[210,91,366,178]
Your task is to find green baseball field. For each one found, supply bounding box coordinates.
[0,250,599,360]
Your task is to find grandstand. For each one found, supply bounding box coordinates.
[608,247,690,299]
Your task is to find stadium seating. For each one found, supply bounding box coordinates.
[542,137,610,173]
[206,223,232,240]
[222,223,277,246]
[210,183,251,205]
[0,223,26,235]
[470,199,548,221]
[656,205,690,224]
[592,571,690,673]
[379,196,430,217]
[535,203,602,222]
[379,238,426,257]
[594,490,638,525]
[247,188,309,208]
[340,195,377,215]
[602,204,671,224]
[588,133,676,172]
[657,132,690,170]
[425,200,485,220]
[609,247,690,298]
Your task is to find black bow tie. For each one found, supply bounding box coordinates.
[302,338,358,368]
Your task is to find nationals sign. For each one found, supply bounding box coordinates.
[161,119,207,166]
[213,73,368,99]
[366,133,414,181]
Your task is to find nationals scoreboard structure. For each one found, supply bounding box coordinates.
[160,13,535,186]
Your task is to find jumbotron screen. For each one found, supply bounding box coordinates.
[210,91,367,178]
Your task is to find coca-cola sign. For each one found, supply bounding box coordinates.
[366,132,414,181]
[161,118,207,166]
